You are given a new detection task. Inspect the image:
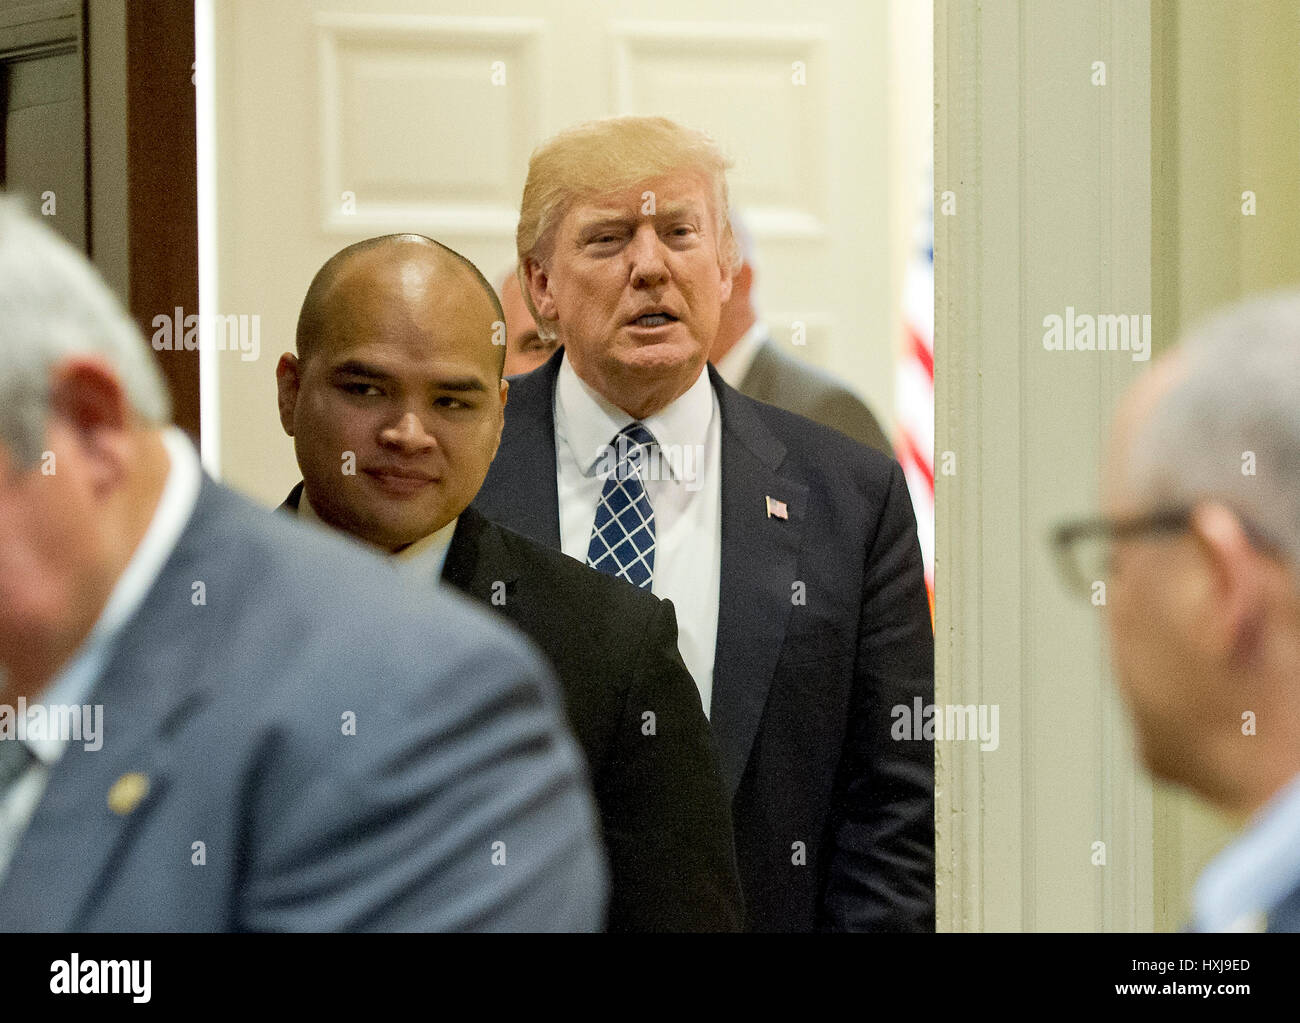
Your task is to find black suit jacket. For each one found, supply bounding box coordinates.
[474,349,936,931]
[281,486,743,932]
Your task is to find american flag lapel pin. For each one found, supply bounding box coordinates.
[765,495,789,520]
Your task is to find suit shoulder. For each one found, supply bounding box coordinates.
[750,345,889,442]
[190,483,547,703]
[733,389,899,484]
[491,518,670,622]
[757,343,861,405]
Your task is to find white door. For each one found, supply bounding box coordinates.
[208,0,927,503]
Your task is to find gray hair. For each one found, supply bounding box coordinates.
[0,197,170,465]
[1127,291,1300,569]
[728,208,757,272]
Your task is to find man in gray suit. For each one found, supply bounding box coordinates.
[709,212,892,457]
[0,199,607,931]
[1054,292,1300,932]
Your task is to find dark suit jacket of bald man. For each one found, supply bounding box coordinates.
[281,485,744,932]
[474,349,936,932]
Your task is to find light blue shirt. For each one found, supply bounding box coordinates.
[0,428,201,883]
[1193,770,1300,931]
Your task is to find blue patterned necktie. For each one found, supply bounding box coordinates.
[586,422,657,589]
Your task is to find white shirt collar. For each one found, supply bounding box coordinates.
[27,427,202,764]
[296,487,458,580]
[1193,770,1300,931]
[713,320,768,387]
[390,516,459,583]
[296,486,325,527]
[555,352,715,481]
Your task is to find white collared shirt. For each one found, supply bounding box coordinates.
[0,427,202,884]
[296,487,458,587]
[1193,771,1300,931]
[713,321,768,388]
[554,354,723,715]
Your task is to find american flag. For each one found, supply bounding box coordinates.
[895,170,935,616]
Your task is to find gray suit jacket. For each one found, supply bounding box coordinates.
[737,336,893,457]
[1186,882,1300,932]
[0,476,607,931]
[1269,881,1300,932]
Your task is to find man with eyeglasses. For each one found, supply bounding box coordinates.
[1053,292,1300,932]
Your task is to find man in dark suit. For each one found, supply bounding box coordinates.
[1058,292,1300,932]
[274,233,742,932]
[0,199,606,931]
[475,115,936,931]
[709,211,893,458]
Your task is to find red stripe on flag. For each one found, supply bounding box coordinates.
[898,429,934,494]
[907,326,934,382]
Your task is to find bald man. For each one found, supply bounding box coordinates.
[274,234,743,932]
[1055,292,1300,931]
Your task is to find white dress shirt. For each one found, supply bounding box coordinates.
[296,488,458,587]
[554,354,723,715]
[713,320,768,388]
[1193,771,1300,931]
[0,427,201,884]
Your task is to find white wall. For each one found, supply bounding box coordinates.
[935,0,1155,931]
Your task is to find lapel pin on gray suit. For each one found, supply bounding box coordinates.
[107,773,150,816]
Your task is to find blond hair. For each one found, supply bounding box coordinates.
[515,116,738,319]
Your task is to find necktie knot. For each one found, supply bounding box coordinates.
[609,422,656,481]
[587,422,657,589]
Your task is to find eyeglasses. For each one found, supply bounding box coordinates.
[1051,507,1194,598]
[1052,504,1286,598]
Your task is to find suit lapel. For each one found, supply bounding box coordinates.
[441,506,521,605]
[0,481,225,930]
[0,685,204,931]
[707,365,808,797]
[485,355,805,795]
[475,350,563,547]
